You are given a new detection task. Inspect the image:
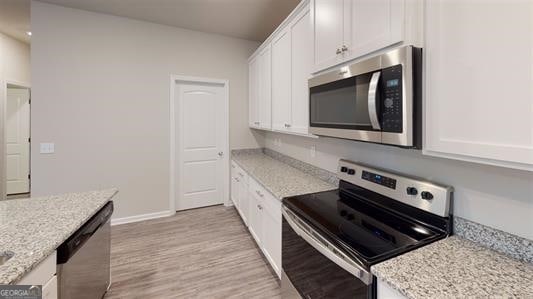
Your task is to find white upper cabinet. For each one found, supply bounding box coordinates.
[343,0,404,61]
[259,45,272,130]
[290,7,313,135]
[248,56,260,128]
[424,0,533,171]
[312,0,345,71]
[271,28,292,132]
[249,1,315,137]
[311,0,405,73]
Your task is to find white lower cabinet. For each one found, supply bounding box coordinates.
[248,188,263,246]
[231,160,282,279]
[18,251,57,299]
[259,193,282,278]
[377,278,407,299]
[230,162,249,226]
[42,275,58,299]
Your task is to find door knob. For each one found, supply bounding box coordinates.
[336,48,342,55]
[341,45,348,52]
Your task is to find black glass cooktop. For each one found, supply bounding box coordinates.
[283,181,448,267]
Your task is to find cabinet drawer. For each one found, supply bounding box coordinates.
[18,251,57,286]
[248,177,266,199]
[249,178,281,223]
[231,161,248,184]
[261,192,281,224]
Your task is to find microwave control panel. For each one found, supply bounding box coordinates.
[381,65,403,133]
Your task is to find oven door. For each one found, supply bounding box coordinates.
[281,207,375,299]
[309,70,382,143]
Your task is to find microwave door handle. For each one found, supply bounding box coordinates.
[368,71,381,130]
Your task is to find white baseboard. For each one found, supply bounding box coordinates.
[111,210,175,226]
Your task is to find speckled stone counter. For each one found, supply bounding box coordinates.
[371,236,533,298]
[231,150,336,200]
[0,189,118,284]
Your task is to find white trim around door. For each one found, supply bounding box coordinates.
[169,75,230,213]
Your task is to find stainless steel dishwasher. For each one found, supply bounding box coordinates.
[57,202,113,299]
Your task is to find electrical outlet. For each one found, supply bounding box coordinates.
[310,145,316,158]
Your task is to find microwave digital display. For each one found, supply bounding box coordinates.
[386,79,399,87]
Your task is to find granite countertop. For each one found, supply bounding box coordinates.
[231,151,336,200]
[0,189,118,284]
[371,236,533,298]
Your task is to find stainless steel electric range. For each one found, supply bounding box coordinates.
[281,159,453,299]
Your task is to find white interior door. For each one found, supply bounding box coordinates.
[6,88,30,195]
[175,80,228,211]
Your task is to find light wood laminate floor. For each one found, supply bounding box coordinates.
[105,205,281,299]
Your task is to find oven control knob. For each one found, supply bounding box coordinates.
[406,187,418,196]
[421,191,434,200]
[347,169,355,175]
[340,166,348,173]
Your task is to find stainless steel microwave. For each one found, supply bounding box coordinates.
[309,46,422,148]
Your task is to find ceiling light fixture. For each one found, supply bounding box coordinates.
[26,31,32,36]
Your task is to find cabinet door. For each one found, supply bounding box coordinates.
[271,29,292,132]
[261,194,282,278]
[42,275,58,299]
[424,0,533,171]
[290,6,312,135]
[248,188,263,246]
[343,0,404,60]
[248,56,261,128]
[259,45,272,130]
[230,175,238,207]
[237,176,249,226]
[312,0,345,72]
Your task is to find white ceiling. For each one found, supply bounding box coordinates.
[37,0,301,42]
[0,0,31,44]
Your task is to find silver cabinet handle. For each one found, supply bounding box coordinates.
[255,190,264,197]
[336,48,342,55]
[235,177,240,182]
[368,71,382,130]
[284,123,291,128]
[254,121,260,125]
[218,151,224,157]
[238,172,244,177]
[341,45,348,52]
[257,204,263,210]
[231,165,235,169]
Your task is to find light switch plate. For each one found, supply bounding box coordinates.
[40,143,55,154]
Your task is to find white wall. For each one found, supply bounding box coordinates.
[0,32,31,199]
[265,132,533,240]
[31,1,263,219]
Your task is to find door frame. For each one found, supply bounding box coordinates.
[1,79,31,200]
[169,74,230,212]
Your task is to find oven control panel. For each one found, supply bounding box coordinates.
[361,170,397,189]
[337,159,453,217]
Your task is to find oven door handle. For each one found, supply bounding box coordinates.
[368,71,381,130]
[282,207,373,285]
